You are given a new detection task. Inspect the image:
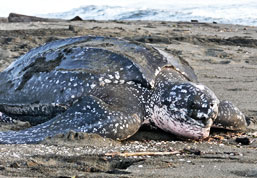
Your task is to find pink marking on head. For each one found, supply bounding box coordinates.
[151,105,212,139]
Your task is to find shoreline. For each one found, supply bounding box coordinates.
[0,20,256,177]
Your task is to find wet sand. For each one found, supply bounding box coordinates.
[0,20,256,177]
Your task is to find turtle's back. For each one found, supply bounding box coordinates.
[3,36,197,84]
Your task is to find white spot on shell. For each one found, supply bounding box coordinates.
[115,71,120,80]
[90,83,96,89]
[108,75,114,79]
[104,79,112,83]
[181,89,187,93]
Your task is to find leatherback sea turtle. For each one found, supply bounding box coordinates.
[0,36,247,144]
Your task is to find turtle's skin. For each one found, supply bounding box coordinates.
[0,36,247,144]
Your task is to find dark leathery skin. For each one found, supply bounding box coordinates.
[0,36,246,143]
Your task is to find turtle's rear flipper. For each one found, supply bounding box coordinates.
[0,95,143,144]
[213,100,247,130]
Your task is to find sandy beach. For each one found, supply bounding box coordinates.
[0,19,256,177]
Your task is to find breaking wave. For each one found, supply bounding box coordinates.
[40,2,257,26]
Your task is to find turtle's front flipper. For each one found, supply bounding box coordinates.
[0,95,143,144]
[214,100,247,130]
[0,112,14,124]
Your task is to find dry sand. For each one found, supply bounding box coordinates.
[0,20,256,178]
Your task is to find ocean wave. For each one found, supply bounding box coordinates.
[41,5,257,26]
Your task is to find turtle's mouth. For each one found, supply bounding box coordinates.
[153,113,214,139]
[166,115,214,139]
[151,105,217,139]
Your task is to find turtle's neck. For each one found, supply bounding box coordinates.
[143,68,188,121]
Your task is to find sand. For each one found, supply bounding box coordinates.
[0,20,256,178]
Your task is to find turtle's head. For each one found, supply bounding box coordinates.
[149,81,219,139]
